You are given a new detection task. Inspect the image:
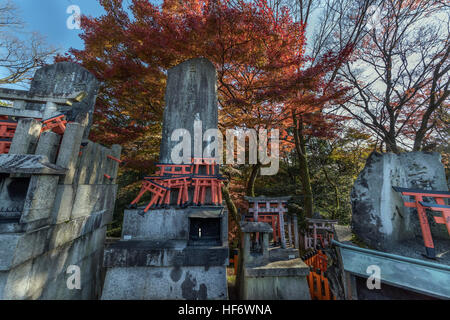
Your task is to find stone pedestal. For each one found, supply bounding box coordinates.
[101,207,229,300]
[237,222,310,300]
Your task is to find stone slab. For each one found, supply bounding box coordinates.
[241,221,273,233]
[159,58,218,163]
[0,154,67,175]
[122,208,190,240]
[101,266,227,300]
[103,240,228,268]
[244,258,309,277]
[242,274,310,300]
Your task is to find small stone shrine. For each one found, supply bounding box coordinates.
[238,221,310,300]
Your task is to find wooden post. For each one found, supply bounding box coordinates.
[293,214,299,249]
[287,215,293,247]
[253,201,258,222]
[279,202,286,249]
[271,215,277,243]
[313,222,317,249]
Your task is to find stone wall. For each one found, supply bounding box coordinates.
[0,119,121,299]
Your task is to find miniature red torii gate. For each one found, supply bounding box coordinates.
[0,88,86,154]
[244,196,295,249]
[129,158,226,213]
[304,218,338,250]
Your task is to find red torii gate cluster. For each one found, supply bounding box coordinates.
[0,116,17,154]
[302,250,334,300]
[303,218,338,250]
[129,158,226,214]
[393,186,450,259]
[244,196,297,249]
[0,114,70,155]
[0,88,88,155]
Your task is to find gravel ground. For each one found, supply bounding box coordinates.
[386,237,450,266]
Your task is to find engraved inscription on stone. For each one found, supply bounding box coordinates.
[159,58,218,163]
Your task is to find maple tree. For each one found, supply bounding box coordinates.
[333,0,450,152]
[57,0,354,223]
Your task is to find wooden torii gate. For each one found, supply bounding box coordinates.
[244,196,297,249]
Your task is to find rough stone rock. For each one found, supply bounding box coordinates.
[26,62,100,139]
[159,58,218,163]
[351,151,449,251]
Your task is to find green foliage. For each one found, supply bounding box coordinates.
[254,128,375,226]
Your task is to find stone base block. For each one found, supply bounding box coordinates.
[242,275,310,300]
[101,266,228,300]
[240,258,311,300]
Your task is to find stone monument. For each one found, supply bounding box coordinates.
[101,58,228,300]
[351,151,449,250]
[0,62,121,299]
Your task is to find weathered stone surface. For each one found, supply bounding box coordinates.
[241,273,310,300]
[0,154,67,175]
[35,131,60,163]
[351,151,449,251]
[104,240,228,268]
[108,145,122,184]
[101,58,226,301]
[0,106,41,119]
[0,234,21,271]
[51,184,75,223]
[26,62,100,139]
[8,119,42,155]
[122,208,190,241]
[240,221,273,233]
[244,258,309,277]
[333,224,353,243]
[101,266,227,300]
[71,184,117,219]
[159,58,218,163]
[48,211,105,250]
[2,227,49,270]
[268,247,299,262]
[238,220,310,299]
[56,123,85,184]
[21,175,59,228]
[0,260,33,299]
[0,63,120,300]
[0,87,85,105]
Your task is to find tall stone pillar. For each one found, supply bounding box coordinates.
[159,58,218,164]
[101,58,228,300]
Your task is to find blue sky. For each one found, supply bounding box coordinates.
[14,0,108,53]
[15,0,311,55]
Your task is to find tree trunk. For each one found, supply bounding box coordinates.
[222,183,244,298]
[413,127,427,151]
[222,183,240,231]
[293,112,314,218]
[322,165,339,220]
[246,163,261,197]
[385,134,400,153]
